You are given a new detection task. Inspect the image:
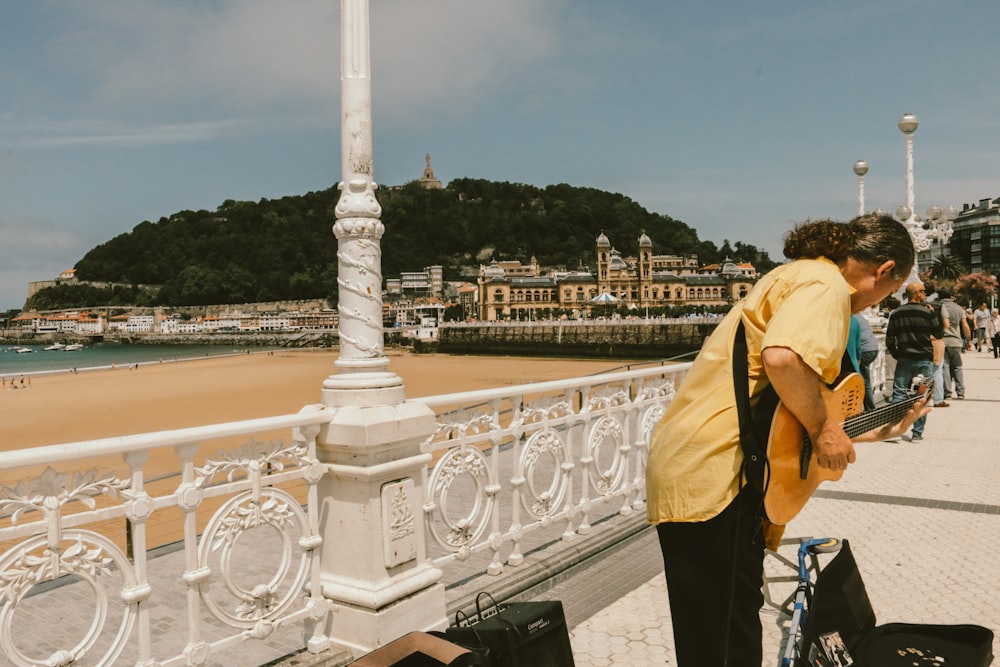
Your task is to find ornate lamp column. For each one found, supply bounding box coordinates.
[898,113,919,226]
[853,160,868,217]
[324,0,402,407]
[315,0,445,654]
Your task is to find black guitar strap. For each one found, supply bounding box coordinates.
[732,320,777,498]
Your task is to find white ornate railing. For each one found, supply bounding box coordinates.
[0,407,334,667]
[0,362,688,666]
[412,363,690,578]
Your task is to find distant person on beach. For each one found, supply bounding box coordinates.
[646,213,927,667]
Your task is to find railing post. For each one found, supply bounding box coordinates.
[315,402,445,653]
[314,0,445,654]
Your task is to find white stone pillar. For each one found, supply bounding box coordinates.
[316,0,445,653]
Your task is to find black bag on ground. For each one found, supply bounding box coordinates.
[800,539,994,666]
[442,593,576,667]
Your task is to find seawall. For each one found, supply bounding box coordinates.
[437,321,720,358]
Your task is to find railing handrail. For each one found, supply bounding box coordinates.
[411,361,692,408]
[0,404,332,469]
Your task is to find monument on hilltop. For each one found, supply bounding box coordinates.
[419,153,443,190]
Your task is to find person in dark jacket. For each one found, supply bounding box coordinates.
[884,281,944,441]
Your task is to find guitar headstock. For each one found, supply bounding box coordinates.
[908,374,933,397]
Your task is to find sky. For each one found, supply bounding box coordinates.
[2,1,999,311]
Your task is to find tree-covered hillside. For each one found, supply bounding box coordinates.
[27,179,776,309]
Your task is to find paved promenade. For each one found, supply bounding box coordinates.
[555,348,1000,665]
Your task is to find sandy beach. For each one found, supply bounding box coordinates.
[0,349,643,551]
[0,349,637,450]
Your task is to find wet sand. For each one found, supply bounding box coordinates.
[0,349,636,450]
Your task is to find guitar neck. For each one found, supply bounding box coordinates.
[842,396,921,439]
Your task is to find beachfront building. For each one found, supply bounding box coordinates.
[108,314,155,334]
[950,196,1000,276]
[392,299,447,328]
[456,282,478,321]
[203,315,242,331]
[385,265,444,297]
[75,312,104,334]
[476,232,757,321]
[10,311,105,335]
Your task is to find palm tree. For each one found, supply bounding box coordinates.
[929,252,966,281]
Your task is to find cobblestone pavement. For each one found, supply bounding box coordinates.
[558,349,1000,665]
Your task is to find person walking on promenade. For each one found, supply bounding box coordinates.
[937,287,971,400]
[646,214,927,667]
[924,286,947,408]
[988,308,1000,359]
[974,302,991,352]
[965,307,976,351]
[854,312,880,411]
[884,281,944,439]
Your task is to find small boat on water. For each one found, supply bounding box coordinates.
[13,347,34,353]
[44,342,66,351]
[63,343,84,351]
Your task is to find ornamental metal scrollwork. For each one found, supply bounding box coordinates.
[0,467,130,522]
[197,487,311,629]
[0,530,141,667]
[0,466,137,667]
[193,440,317,629]
[587,416,626,494]
[641,404,665,443]
[425,446,496,551]
[194,439,311,487]
[636,377,675,403]
[518,428,570,518]
[586,386,629,412]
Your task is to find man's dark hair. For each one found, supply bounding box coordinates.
[937,286,952,298]
[783,213,915,281]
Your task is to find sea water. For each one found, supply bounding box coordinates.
[0,342,275,378]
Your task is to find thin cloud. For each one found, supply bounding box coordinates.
[10,118,254,149]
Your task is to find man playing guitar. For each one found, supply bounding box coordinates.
[646,214,930,667]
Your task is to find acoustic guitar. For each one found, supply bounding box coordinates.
[762,372,932,525]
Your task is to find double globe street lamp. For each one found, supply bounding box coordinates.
[854,114,957,283]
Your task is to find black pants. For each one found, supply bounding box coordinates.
[656,489,765,667]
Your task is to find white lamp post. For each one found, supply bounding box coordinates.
[324,0,404,406]
[853,160,869,217]
[315,0,446,652]
[898,113,919,226]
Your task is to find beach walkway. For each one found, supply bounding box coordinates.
[13,350,1000,666]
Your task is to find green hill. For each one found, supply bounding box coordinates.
[25,178,776,310]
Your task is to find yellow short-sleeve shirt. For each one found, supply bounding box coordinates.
[646,257,852,524]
